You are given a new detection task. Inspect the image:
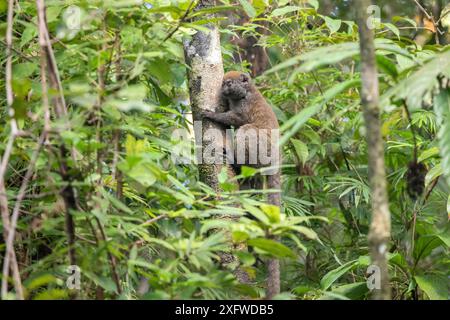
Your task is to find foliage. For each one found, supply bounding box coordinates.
[0,0,448,300]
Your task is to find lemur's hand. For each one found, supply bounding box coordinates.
[201,110,215,119]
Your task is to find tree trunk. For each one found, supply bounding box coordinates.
[183,0,249,284]
[184,0,231,190]
[355,0,392,300]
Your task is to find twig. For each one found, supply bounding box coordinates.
[5,0,18,136]
[0,191,57,200]
[413,0,432,20]
[0,179,24,300]
[403,103,418,161]
[0,39,34,62]
[408,176,439,265]
[161,0,196,43]
[1,132,46,299]
[76,234,97,245]
[436,9,450,24]
[95,217,122,294]
[89,18,122,295]
[38,16,51,133]
[142,213,169,226]
[36,0,77,267]
[113,34,124,200]
[0,0,24,300]
[412,0,441,44]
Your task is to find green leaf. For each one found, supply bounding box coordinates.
[330,282,369,300]
[261,204,280,223]
[383,51,450,111]
[437,229,450,247]
[447,195,450,217]
[425,163,442,188]
[46,6,63,23]
[238,0,257,18]
[418,147,440,163]
[289,225,317,239]
[100,188,133,214]
[218,167,229,184]
[383,23,400,39]
[414,235,445,262]
[392,16,417,29]
[232,230,250,242]
[13,62,38,79]
[307,0,319,10]
[291,138,309,163]
[189,6,237,17]
[323,16,342,34]
[376,54,398,79]
[247,238,296,258]
[34,289,68,300]
[280,78,360,146]
[84,272,118,293]
[320,259,359,290]
[266,39,411,76]
[20,24,38,48]
[240,166,258,178]
[434,89,450,187]
[235,251,256,267]
[26,274,58,291]
[280,104,322,146]
[243,204,270,225]
[415,275,448,300]
[270,6,302,17]
[119,160,156,187]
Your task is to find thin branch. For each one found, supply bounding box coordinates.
[38,16,51,133]
[413,0,432,20]
[5,0,18,135]
[0,0,24,300]
[36,0,77,267]
[0,178,24,300]
[403,103,418,161]
[36,0,67,117]
[436,9,450,24]
[76,234,97,245]
[95,217,122,294]
[1,132,46,299]
[412,0,441,44]
[161,0,196,43]
[142,213,169,226]
[0,39,34,62]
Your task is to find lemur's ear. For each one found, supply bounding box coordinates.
[240,73,250,83]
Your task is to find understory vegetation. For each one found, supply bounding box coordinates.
[0,0,449,300]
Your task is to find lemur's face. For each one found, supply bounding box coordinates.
[221,71,251,100]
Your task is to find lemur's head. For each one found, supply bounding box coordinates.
[221,71,252,100]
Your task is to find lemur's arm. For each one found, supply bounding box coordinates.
[202,110,246,127]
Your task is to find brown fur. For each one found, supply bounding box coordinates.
[204,71,278,130]
[202,71,281,299]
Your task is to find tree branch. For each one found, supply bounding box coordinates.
[0,0,24,300]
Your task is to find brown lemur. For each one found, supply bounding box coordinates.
[201,70,281,299]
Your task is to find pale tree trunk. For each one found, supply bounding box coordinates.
[183,0,249,284]
[183,0,229,190]
[355,0,392,300]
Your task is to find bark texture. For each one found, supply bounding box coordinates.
[183,0,249,284]
[184,0,230,191]
[355,0,392,300]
